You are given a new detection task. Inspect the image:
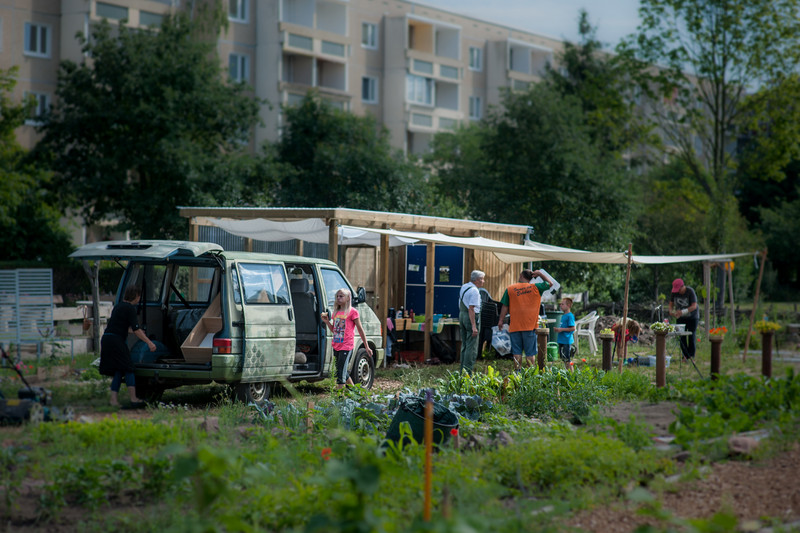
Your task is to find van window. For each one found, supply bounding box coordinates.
[170,265,216,304]
[238,263,290,304]
[123,264,166,303]
[321,268,351,308]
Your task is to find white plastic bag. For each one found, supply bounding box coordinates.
[491,325,511,355]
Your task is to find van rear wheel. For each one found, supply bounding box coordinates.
[235,381,271,404]
[352,348,374,389]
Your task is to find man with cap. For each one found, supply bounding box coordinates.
[669,278,699,359]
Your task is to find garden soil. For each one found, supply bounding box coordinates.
[3,377,799,531]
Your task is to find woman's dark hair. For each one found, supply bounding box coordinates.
[124,286,142,302]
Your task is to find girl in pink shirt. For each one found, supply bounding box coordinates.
[321,288,373,389]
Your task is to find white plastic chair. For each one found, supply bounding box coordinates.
[575,311,598,355]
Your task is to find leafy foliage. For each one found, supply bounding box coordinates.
[617,0,800,252]
[0,67,73,262]
[36,8,264,238]
[275,93,430,213]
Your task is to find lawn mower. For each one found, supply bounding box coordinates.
[0,344,74,424]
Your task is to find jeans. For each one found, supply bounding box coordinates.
[110,371,136,392]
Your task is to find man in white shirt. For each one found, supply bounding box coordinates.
[458,270,485,374]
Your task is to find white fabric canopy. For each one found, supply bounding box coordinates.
[207,218,418,247]
[206,217,754,265]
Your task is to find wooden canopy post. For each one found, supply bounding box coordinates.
[618,243,633,372]
[379,232,390,364]
[727,263,736,334]
[742,249,767,362]
[703,261,711,337]
[328,219,339,265]
[424,240,435,361]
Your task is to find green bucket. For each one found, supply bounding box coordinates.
[384,396,459,447]
[546,342,559,362]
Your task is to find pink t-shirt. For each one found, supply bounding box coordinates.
[332,307,360,351]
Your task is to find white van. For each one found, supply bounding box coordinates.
[70,240,384,403]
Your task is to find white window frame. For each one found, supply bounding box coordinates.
[469,46,482,71]
[469,96,482,120]
[229,0,249,23]
[24,92,50,125]
[362,76,378,104]
[229,53,250,84]
[406,74,433,106]
[24,22,51,58]
[361,22,378,49]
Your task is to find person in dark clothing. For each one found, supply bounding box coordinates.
[669,278,699,359]
[100,286,155,407]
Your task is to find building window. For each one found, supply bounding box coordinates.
[361,22,377,49]
[24,22,50,58]
[469,46,482,71]
[229,53,250,83]
[96,2,129,21]
[24,92,50,125]
[362,76,378,104]
[140,11,164,27]
[406,74,433,106]
[469,96,482,120]
[229,0,248,23]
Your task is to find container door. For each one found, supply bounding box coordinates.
[235,262,295,381]
[404,245,463,318]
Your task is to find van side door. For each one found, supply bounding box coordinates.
[235,262,295,381]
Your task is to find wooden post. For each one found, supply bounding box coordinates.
[423,389,433,522]
[600,334,613,372]
[727,264,736,334]
[379,232,390,366]
[710,336,723,379]
[81,260,101,354]
[761,331,773,378]
[328,219,339,265]
[618,243,633,372]
[703,261,711,339]
[536,328,548,370]
[424,241,435,361]
[295,239,304,257]
[245,238,253,252]
[655,331,667,388]
[743,249,767,362]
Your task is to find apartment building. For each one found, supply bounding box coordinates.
[3,0,565,154]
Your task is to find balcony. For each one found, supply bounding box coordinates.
[282,52,348,95]
[508,39,553,84]
[407,15,460,61]
[281,0,347,35]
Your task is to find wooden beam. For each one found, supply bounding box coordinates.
[295,239,304,257]
[379,232,390,365]
[328,219,339,265]
[742,249,767,362]
[703,261,711,338]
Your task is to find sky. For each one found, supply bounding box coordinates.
[416,0,642,49]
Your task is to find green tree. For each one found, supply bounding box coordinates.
[429,84,636,300]
[36,5,265,239]
[544,10,657,159]
[274,94,429,213]
[0,67,73,263]
[617,0,800,253]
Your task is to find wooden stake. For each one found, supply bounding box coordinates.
[423,389,433,522]
[618,244,633,372]
[742,249,767,362]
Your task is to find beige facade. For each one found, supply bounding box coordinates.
[3,0,565,155]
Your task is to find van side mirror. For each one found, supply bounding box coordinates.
[353,287,367,305]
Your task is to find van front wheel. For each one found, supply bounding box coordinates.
[235,381,271,404]
[352,348,375,389]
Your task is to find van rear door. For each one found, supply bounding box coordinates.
[235,262,295,381]
[69,240,223,261]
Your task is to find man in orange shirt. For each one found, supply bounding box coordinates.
[497,269,554,371]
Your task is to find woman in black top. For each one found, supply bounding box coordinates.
[100,286,156,407]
